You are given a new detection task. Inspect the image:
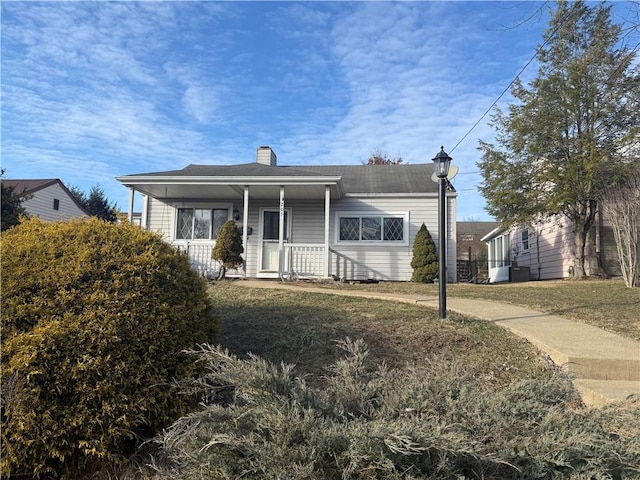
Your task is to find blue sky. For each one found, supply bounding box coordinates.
[2,1,637,220]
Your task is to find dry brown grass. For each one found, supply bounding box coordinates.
[281,278,640,341]
[212,282,553,388]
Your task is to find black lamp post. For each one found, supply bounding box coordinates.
[432,146,452,319]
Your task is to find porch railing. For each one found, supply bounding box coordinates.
[174,242,219,279]
[283,243,326,280]
[174,241,327,280]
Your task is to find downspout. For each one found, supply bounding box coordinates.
[595,205,609,278]
[536,227,541,280]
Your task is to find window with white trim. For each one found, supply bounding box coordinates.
[521,229,530,251]
[176,208,229,240]
[338,214,406,243]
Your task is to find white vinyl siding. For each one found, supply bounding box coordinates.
[144,194,457,282]
[21,183,87,221]
[329,196,456,282]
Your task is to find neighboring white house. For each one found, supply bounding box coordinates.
[3,178,90,221]
[482,212,621,283]
[116,146,457,282]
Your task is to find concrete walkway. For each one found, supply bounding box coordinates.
[237,280,640,408]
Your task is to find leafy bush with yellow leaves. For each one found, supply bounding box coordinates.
[1,217,218,479]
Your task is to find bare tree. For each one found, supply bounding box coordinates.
[601,171,640,287]
[364,148,403,165]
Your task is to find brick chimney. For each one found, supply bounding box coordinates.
[256,146,277,166]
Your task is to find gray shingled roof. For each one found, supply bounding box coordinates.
[457,221,500,235]
[3,179,60,194]
[130,163,447,195]
[297,165,441,194]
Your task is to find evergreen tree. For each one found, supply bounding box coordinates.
[86,186,118,223]
[478,0,640,278]
[411,223,438,283]
[1,170,29,231]
[69,184,119,223]
[212,220,244,280]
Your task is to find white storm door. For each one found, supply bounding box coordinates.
[260,209,290,272]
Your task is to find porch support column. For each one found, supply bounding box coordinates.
[278,186,285,278]
[141,194,148,228]
[242,186,249,278]
[324,185,331,277]
[127,187,135,223]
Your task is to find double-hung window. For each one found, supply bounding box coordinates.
[176,208,229,240]
[338,213,406,243]
[521,229,530,251]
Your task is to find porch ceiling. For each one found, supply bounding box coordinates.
[117,179,343,201]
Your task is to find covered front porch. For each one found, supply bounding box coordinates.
[117,165,343,280]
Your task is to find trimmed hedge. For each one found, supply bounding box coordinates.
[411,223,438,283]
[1,217,218,478]
[211,220,243,279]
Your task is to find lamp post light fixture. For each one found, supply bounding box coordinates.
[432,146,452,319]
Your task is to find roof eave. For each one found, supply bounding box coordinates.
[115,175,343,186]
[480,226,507,243]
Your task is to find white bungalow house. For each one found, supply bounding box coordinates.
[481,212,621,283]
[116,146,457,282]
[3,178,90,221]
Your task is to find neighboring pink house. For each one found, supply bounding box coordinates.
[481,212,621,283]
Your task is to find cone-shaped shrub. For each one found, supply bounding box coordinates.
[211,220,244,279]
[0,217,218,479]
[411,223,439,283]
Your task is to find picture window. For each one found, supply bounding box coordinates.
[176,208,229,240]
[338,214,405,243]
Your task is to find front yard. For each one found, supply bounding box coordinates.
[148,282,640,479]
[281,278,640,341]
[211,282,552,385]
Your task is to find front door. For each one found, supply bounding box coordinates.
[260,208,290,275]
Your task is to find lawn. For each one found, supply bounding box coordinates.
[148,281,640,480]
[280,278,640,341]
[212,282,553,387]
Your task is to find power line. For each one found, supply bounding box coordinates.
[449,2,582,155]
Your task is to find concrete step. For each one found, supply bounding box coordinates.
[574,379,640,408]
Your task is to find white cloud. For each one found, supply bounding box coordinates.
[2,1,561,219]
[182,85,218,124]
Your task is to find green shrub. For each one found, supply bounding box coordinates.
[411,223,439,283]
[1,217,218,479]
[211,220,243,279]
[157,339,640,479]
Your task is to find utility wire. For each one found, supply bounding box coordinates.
[448,2,581,155]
